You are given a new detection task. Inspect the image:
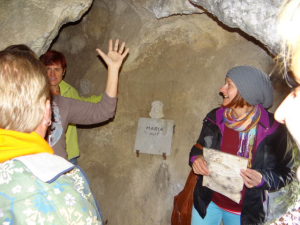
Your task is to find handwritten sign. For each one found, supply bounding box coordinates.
[134,118,174,156]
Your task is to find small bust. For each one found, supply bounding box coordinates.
[149,101,164,119]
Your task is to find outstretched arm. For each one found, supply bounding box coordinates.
[96,39,129,98]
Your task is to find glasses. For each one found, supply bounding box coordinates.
[284,70,299,89]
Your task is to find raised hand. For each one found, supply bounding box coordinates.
[96,39,129,70]
[97,39,129,97]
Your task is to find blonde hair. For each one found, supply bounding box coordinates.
[0,50,50,133]
[278,0,300,84]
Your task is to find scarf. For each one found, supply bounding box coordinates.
[223,105,261,168]
[0,128,53,163]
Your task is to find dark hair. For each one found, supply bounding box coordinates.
[39,50,67,70]
[4,44,34,53]
[222,90,252,108]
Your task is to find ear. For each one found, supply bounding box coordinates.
[44,99,51,123]
[34,99,51,138]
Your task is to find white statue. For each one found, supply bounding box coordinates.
[149,101,164,119]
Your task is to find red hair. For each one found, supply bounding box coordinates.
[222,90,251,108]
[39,50,66,70]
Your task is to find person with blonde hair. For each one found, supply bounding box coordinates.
[275,0,300,179]
[0,49,105,224]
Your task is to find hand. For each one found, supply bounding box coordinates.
[96,39,129,70]
[192,155,210,176]
[240,168,262,188]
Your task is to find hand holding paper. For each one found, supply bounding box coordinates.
[240,168,262,188]
[192,155,210,176]
[202,147,248,204]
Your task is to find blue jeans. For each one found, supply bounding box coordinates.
[191,202,241,225]
[69,157,78,165]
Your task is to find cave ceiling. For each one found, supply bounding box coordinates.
[0,0,284,55]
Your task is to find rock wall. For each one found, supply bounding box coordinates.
[0,0,297,224]
[51,1,293,224]
[190,0,283,54]
[0,0,93,56]
[0,0,287,55]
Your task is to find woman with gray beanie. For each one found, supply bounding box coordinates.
[189,66,294,225]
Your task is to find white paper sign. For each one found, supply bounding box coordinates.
[134,118,174,156]
[202,147,248,203]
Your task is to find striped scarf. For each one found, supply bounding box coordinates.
[223,105,261,168]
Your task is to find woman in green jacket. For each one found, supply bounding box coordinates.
[40,49,102,164]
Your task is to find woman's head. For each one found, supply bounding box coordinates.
[278,0,300,84]
[275,1,300,181]
[0,50,50,133]
[4,44,35,54]
[220,66,273,108]
[39,50,66,87]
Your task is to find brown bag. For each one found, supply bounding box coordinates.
[171,169,197,225]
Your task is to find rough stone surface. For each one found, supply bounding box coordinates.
[189,0,284,54]
[145,0,203,18]
[144,0,285,54]
[79,79,92,96]
[0,0,92,55]
[73,2,291,223]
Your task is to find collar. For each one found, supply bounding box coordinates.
[59,80,71,97]
[14,153,74,183]
[216,107,226,125]
[0,129,53,163]
[257,104,271,129]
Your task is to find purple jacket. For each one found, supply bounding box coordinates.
[189,105,294,225]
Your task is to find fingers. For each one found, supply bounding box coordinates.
[100,39,129,56]
[243,180,253,188]
[114,39,119,51]
[115,40,129,57]
[109,39,113,52]
[119,41,125,54]
[240,169,262,188]
[240,170,252,188]
[96,48,105,59]
[96,39,129,68]
[192,156,210,176]
[122,47,129,58]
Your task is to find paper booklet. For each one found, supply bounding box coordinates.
[202,147,248,204]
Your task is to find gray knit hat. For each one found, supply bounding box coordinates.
[226,66,273,108]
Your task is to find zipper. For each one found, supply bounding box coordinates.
[62,86,71,97]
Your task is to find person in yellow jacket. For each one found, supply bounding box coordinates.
[40,50,102,165]
[0,49,103,224]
